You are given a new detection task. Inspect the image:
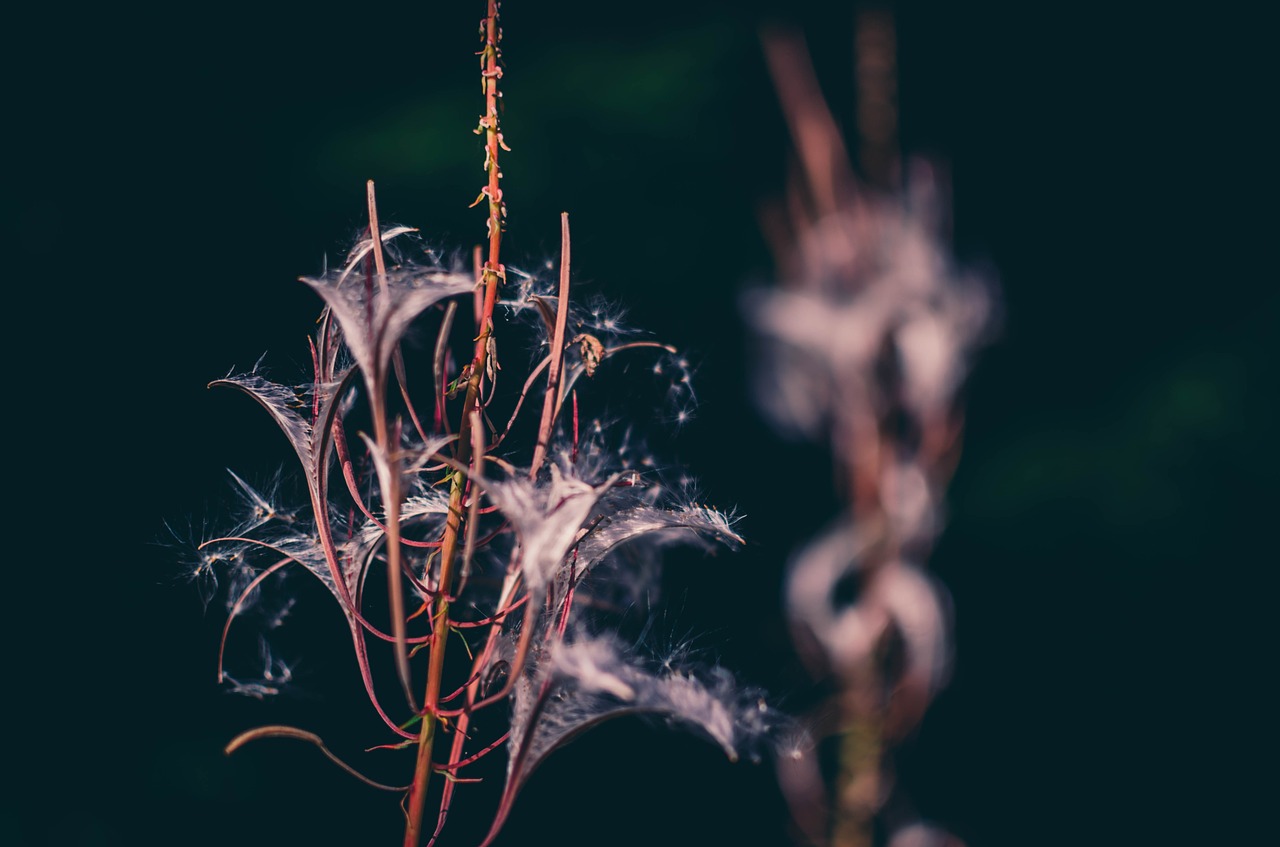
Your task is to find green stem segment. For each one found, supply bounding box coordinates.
[403,2,504,844]
[832,689,881,847]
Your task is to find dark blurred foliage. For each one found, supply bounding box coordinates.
[6,1,1268,845]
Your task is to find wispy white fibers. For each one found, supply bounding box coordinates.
[209,371,347,485]
[302,229,473,389]
[482,464,619,592]
[506,633,787,792]
[222,636,295,699]
[480,459,742,613]
[573,503,744,576]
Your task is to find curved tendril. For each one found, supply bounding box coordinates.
[217,557,292,683]
[199,536,434,645]
[488,351,553,450]
[225,725,410,792]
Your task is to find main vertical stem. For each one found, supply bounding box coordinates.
[403,2,504,844]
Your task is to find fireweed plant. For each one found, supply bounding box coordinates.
[183,4,789,846]
[747,22,996,847]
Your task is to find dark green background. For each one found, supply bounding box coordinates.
[9,1,1266,845]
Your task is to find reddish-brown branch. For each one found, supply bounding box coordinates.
[529,213,572,477]
[403,3,505,844]
[365,182,416,711]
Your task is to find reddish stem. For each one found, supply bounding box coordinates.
[403,4,506,844]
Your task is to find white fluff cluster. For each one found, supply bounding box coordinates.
[483,465,616,591]
[303,228,473,387]
[505,633,788,794]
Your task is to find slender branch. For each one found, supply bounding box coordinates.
[216,558,292,683]
[490,350,553,448]
[530,213,572,477]
[226,725,410,792]
[458,408,486,598]
[433,301,458,433]
[367,181,417,712]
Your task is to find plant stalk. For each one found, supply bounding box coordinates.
[403,2,504,843]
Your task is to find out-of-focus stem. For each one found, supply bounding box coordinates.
[854,7,898,190]
[832,674,882,847]
[403,2,504,844]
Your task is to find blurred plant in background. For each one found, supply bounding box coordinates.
[748,14,996,847]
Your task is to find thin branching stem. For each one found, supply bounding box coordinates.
[366,182,417,712]
[529,213,571,477]
[226,725,410,792]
